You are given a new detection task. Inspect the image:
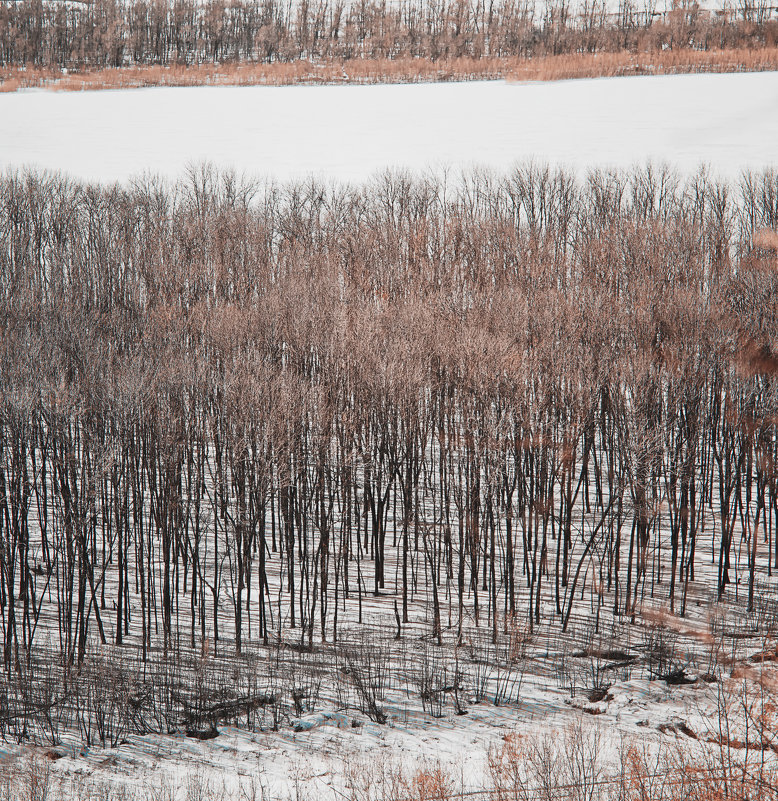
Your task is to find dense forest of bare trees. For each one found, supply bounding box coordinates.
[0,164,776,744]
[0,0,777,71]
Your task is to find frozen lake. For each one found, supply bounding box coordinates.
[1,71,777,183]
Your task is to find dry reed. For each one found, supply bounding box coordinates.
[1,47,777,92]
[506,46,778,82]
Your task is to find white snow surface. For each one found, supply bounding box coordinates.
[1,71,777,185]
[5,676,724,800]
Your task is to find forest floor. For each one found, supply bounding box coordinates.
[3,636,773,800]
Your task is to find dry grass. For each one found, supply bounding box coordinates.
[2,47,778,92]
[506,46,778,82]
[0,57,509,92]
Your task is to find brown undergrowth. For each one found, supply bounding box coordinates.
[1,46,778,92]
[506,45,778,81]
[0,57,509,92]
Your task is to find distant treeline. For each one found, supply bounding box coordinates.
[0,0,777,70]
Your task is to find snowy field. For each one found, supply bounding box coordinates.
[1,72,778,184]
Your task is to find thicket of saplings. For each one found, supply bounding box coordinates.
[0,164,777,748]
[0,0,777,74]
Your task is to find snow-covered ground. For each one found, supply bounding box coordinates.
[2,673,734,800]
[1,72,777,184]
